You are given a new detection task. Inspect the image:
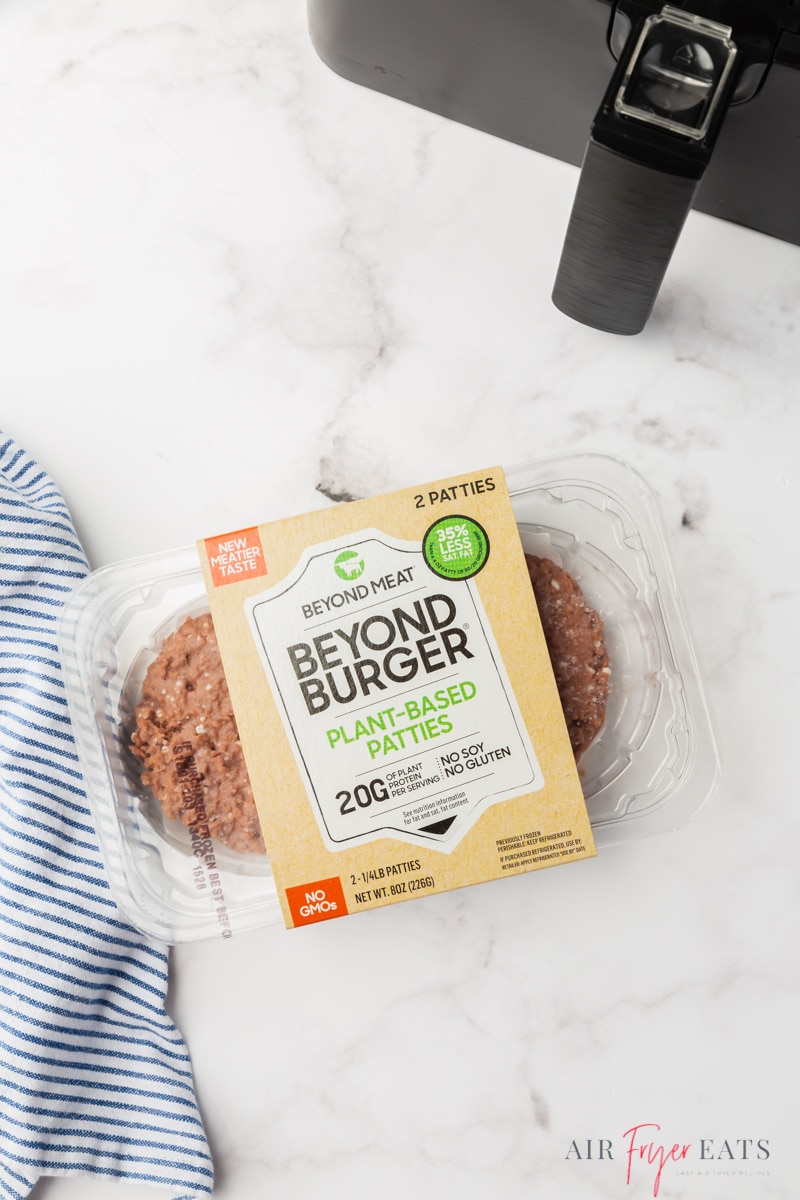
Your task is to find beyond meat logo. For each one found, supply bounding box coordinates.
[333,549,365,581]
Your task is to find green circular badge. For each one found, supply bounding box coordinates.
[423,515,490,581]
[334,549,365,581]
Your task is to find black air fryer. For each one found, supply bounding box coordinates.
[307,1,800,334]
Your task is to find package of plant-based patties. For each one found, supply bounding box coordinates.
[198,467,595,928]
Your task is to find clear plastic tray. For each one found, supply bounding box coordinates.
[58,453,720,943]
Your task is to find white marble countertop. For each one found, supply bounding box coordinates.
[2,2,799,1198]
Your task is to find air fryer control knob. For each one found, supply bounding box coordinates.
[634,38,716,113]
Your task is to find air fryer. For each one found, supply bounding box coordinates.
[307,1,800,334]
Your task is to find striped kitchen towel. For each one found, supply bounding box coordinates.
[0,435,213,1199]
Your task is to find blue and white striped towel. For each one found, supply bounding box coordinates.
[0,435,213,1199]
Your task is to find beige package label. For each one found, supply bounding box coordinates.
[246,529,543,853]
[199,468,596,928]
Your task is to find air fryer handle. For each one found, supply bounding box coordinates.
[553,140,699,335]
[552,5,740,335]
